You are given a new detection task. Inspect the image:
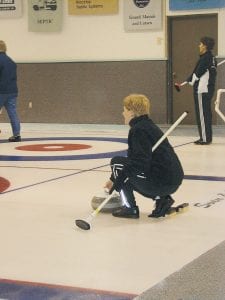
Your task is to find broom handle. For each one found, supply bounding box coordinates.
[152,111,188,151]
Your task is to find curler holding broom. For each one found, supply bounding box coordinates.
[174,36,217,145]
[75,100,188,230]
[103,94,185,220]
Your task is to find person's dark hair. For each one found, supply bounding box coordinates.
[200,36,215,51]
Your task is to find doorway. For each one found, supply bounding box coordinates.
[167,14,218,124]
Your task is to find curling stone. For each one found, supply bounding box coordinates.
[91,191,123,213]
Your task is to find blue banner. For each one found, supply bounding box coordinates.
[170,0,225,10]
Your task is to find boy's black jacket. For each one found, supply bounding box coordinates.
[124,115,184,186]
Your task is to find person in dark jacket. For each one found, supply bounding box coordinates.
[104,94,184,219]
[0,40,21,142]
[178,37,217,145]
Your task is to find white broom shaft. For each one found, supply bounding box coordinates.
[152,111,188,151]
[180,81,187,86]
[89,193,116,219]
[217,59,225,66]
[215,89,225,122]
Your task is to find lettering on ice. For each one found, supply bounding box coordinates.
[194,192,225,208]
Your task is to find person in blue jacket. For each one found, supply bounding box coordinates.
[0,40,21,142]
[104,94,184,219]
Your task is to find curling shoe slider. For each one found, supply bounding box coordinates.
[112,206,139,219]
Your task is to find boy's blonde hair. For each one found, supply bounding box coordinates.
[0,40,7,52]
[123,94,150,116]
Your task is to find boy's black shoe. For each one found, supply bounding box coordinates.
[149,195,175,218]
[194,139,202,144]
[112,206,139,219]
[8,135,21,142]
[194,139,211,145]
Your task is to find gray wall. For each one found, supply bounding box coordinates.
[1,60,168,124]
[1,59,224,125]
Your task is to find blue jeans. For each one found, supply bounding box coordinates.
[0,93,21,136]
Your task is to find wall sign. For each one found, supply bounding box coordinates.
[28,0,62,32]
[169,0,225,10]
[68,0,118,15]
[124,0,162,32]
[0,0,22,18]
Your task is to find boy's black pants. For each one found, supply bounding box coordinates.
[110,156,180,208]
[194,90,214,143]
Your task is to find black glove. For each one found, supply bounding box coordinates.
[110,171,128,194]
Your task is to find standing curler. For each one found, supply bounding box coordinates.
[176,37,217,145]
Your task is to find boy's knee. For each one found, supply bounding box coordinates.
[110,156,121,165]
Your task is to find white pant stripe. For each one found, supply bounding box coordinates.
[198,93,206,142]
[112,163,123,179]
